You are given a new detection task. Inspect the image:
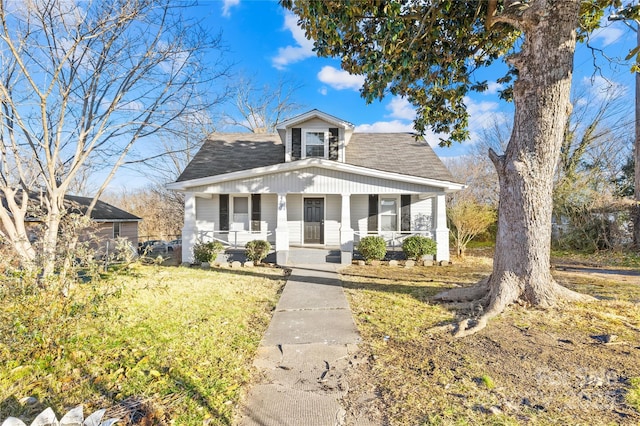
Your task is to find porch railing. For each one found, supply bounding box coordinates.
[353,230,433,251]
[195,230,272,249]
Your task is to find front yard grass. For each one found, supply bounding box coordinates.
[340,251,640,425]
[0,264,286,425]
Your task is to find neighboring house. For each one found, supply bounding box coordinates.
[167,109,464,265]
[1,193,141,249]
[64,195,141,248]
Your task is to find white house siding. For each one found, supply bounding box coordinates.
[350,195,369,243]
[287,194,303,245]
[411,196,433,234]
[188,167,440,195]
[325,194,341,246]
[262,194,278,244]
[195,195,218,242]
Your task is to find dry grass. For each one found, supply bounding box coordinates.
[341,250,640,425]
[0,264,286,425]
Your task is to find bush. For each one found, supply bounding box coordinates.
[402,235,437,260]
[245,240,271,262]
[357,236,387,262]
[192,241,224,263]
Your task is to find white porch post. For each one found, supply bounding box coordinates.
[434,193,450,262]
[182,192,197,264]
[340,193,354,264]
[275,193,289,265]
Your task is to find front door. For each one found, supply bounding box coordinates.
[304,198,324,244]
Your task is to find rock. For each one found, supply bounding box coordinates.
[231,261,242,268]
[216,262,229,268]
[489,406,502,415]
[422,259,433,266]
[370,260,381,266]
[20,396,38,405]
[388,260,399,267]
[200,262,210,269]
[243,261,254,268]
[357,260,366,266]
[404,260,415,268]
[180,262,191,268]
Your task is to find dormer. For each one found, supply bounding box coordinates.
[276,109,355,163]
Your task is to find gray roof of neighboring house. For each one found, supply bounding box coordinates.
[65,195,141,221]
[176,132,458,184]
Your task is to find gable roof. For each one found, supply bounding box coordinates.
[65,195,141,221]
[1,192,141,221]
[175,132,459,185]
[276,109,355,130]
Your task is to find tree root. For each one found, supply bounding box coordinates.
[434,272,596,338]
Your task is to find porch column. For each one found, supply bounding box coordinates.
[340,193,354,264]
[434,193,450,262]
[275,193,289,265]
[182,192,197,264]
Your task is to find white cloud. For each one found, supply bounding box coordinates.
[317,66,365,91]
[221,0,240,17]
[386,97,416,121]
[592,23,626,47]
[355,120,415,133]
[581,75,627,101]
[485,81,504,95]
[318,87,328,96]
[272,12,315,69]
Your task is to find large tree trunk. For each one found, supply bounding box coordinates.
[436,0,594,336]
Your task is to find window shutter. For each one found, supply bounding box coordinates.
[219,194,229,231]
[251,194,261,232]
[401,195,411,232]
[329,128,339,160]
[368,194,378,233]
[292,128,301,160]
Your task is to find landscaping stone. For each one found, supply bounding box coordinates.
[231,261,242,268]
[388,260,399,267]
[405,260,415,268]
[422,259,433,266]
[357,260,365,266]
[370,260,381,266]
[244,261,254,268]
[217,262,229,268]
[200,262,210,269]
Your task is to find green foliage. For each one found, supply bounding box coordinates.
[401,235,436,260]
[357,236,387,262]
[627,377,640,411]
[447,199,497,257]
[480,374,496,390]
[192,241,224,264]
[245,240,271,263]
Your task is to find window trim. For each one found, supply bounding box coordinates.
[379,196,400,232]
[113,222,121,238]
[301,128,330,159]
[230,195,250,231]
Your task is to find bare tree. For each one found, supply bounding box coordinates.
[0,0,229,275]
[224,76,303,133]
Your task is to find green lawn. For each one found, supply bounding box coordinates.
[0,264,286,425]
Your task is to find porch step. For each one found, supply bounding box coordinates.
[286,248,341,265]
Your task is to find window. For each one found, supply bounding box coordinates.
[113,222,121,238]
[380,198,398,231]
[232,196,249,231]
[303,130,328,158]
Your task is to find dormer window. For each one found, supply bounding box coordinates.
[303,130,329,159]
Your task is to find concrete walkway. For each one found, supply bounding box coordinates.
[236,264,365,426]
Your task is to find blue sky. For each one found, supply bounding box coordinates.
[110,0,639,190]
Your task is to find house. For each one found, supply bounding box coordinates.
[167,109,464,265]
[1,193,141,249]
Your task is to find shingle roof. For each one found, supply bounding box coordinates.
[176,132,458,184]
[176,133,284,182]
[345,133,457,182]
[65,195,141,221]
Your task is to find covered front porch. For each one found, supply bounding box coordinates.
[180,190,452,265]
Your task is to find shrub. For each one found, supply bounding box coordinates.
[192,241,224,263]
[402,235,437,260]
[357,236,387,262]
[245,240,271,262]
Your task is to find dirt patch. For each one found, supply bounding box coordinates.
[340,254,640,425]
